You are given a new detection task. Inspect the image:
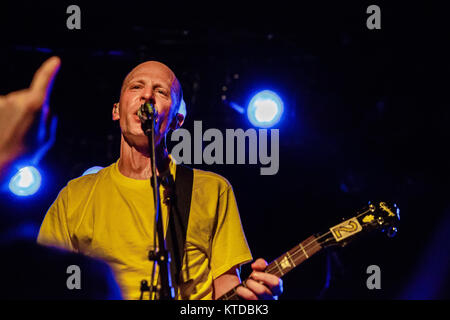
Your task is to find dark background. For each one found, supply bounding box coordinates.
[1,1,449,299]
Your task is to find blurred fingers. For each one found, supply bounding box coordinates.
[29,56,61,108]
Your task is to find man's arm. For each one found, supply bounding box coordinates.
[213,266,241,299]
[213,258,283,300]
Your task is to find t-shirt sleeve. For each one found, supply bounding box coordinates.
[210,185,253,279]
[37,186,75,252]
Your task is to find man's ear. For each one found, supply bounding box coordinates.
[112,103,120,120]
[169,113,184,130]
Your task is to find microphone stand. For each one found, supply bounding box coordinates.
[138,102,175,300]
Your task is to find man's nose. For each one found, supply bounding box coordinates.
[141,89,155,103]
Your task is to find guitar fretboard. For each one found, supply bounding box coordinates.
[218,235,322,300]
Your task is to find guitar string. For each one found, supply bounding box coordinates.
[266,227,344,274]
[224,207,377,298]
[265,239,322,275]
[224,232,355,299]
[222,240,321,299]
[265,207,375,275]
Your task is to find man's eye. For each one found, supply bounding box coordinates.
[130,85,141,89]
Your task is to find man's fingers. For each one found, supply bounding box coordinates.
[245,279,273,299]
[236,272,282,300]
[246,258,283,299]
[29,56,61,106]
[235,284,258,300]
[251,258,268,271]
[250,272,279,288]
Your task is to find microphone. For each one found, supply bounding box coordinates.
[138,102,158,136]
[137,101,158,124]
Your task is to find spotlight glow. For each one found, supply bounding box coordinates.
[247,90,283,128]
[9,166,42,196]
[82,166,104,176]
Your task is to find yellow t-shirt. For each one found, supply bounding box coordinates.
[37,158,253,300]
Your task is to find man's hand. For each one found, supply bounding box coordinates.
[0,56,60,172]
[236,258,283,300]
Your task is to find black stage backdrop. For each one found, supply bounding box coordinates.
[0,1,449,301]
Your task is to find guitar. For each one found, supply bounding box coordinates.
[218,201,400,300]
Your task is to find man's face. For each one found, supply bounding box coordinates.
[113,61,180,151]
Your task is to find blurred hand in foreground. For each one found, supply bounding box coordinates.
[0,56,60,173]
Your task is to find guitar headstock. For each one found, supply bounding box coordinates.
[319,201,400,248]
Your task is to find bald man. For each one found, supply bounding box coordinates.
[38,60,282,300]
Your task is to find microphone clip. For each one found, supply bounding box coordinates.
[138,102,158,136]
[138,102,157,123]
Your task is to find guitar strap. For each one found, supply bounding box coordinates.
[164,164,193,297]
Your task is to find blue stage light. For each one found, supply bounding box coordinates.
[247,90,284,128]
[82,166,104,176]
[8,166,42,196]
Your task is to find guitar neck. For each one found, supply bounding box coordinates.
[218,235,323,300]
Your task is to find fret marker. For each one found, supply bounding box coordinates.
[280,256,292,270]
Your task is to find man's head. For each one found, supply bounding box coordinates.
[112,61,184,151]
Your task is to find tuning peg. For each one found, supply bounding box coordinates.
[377,216,384,225]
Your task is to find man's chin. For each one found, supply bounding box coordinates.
[122,132,163,151]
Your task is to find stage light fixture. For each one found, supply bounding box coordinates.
[8,166,42,196]
[247,90,283,128]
